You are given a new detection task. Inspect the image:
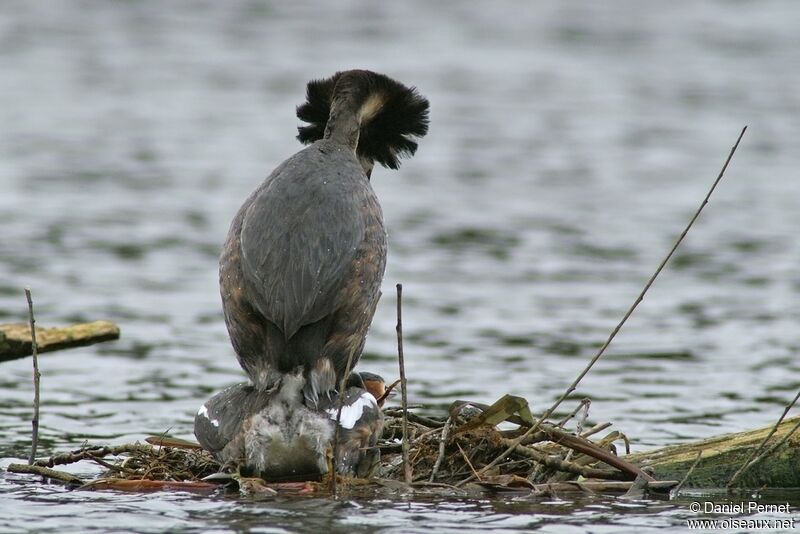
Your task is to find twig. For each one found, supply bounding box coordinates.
[34,443,156,467]
[727,387,800,488]
[563,400,591,462]
[458,126,747,486]
[383,408,444,428]
[413,425,445,442]
[383,404,425,414]
[89,455,135,475]
[396,283,412,484]
[728,416,800,488]
[25,288,40,465]
[555,398,591,428]
[540,424,654,482]
[672,450,702,495]
[429,417,452,483]
[580,422,612,439]
[575,400,590,435]
[456,442,481,482]
[517,430,550,445]
[144,436,203,450]
[497,439,626,480]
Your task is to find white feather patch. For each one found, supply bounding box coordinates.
[327,392,378,430]
[197,403,219,427]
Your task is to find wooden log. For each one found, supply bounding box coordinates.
[7,463,84,485]
[81,478,219,494]
[625,415,800,488]
[477,477,678,494]
[0,321,120,362]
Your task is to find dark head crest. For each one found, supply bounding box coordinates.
[296,70,429,170]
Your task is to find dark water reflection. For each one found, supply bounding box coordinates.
[2,1,800,532]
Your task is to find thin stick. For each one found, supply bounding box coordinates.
[726,387,800,488]
[541,424,654,481]
[563,400,591,463]
[25,288,40,466]
[580,422,612,439]
[330,346,358,498]
[458,126,747,486]
[429,417,452,483]
[555,398,591,428]
[672,451,702,495]
[396,283,412,484]
[456,442,481,482]
[575,400,590,436]
[498,439,626,480]
[35,443,155,467]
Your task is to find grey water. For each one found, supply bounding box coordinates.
[1,1,800,532]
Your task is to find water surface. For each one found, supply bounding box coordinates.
[2,1,800,532]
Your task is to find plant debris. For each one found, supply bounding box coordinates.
[7,394,677,498]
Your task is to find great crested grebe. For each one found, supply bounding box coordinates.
[219,69,428,404]
[202,70,428,478]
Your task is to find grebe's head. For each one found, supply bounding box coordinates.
[349,371,388,408]
[296,69,429,176]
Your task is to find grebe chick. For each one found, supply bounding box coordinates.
[326,371,385,477]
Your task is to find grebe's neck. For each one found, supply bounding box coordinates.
[323,70,385,153]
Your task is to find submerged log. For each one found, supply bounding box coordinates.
[0,321,120,362]
[82,478,219,494]
[626,415,800,489]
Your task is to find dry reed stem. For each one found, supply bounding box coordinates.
[580,422,612,439]
[396,283,412,484]
[34,443,156,467]
[429,417,452,483]
[456,442,481,482]
[555,398,591,428]
[541,425,652,481]
[498,439,623,480]
[25,288,40,466]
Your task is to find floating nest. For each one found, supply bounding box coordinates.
[8,394,679,497]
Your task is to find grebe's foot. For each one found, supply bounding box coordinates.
[303,358,337,408]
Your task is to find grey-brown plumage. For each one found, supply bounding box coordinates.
[220,70,429,404]
[194,371,384,481]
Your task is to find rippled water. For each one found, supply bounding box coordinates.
[2,1,800,532]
